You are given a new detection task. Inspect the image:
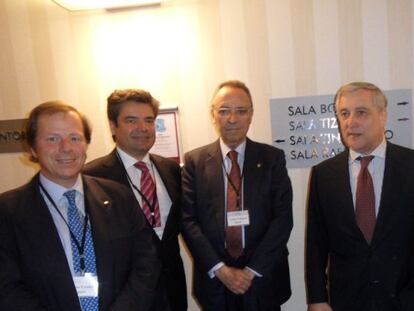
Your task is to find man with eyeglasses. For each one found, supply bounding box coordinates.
[83,89,187,311]
[181,80,293,310]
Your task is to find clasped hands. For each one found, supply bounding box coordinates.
[215,265,255,295]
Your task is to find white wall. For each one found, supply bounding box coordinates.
[1,1,413,310]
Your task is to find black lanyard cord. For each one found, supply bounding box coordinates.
[115,150,158,227]
[39,183,89,273]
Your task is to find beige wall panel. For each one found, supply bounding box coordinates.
[265,0,296,97]
[338,0,364,82]
[313,0,341,94]
[242,0,272,142]
[219,0,249,82]
[388,0,412,88]
[290,0,317,96]
[0,1,21,116]
[27,0,58,101]
[362,0,390,86]
[3,0,41,115]
[45,0,81,105]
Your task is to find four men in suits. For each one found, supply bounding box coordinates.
[306,82,414,311]
[0,101,160,311]
[181,80,293,310]
[2,81,413,311]
[83,89,187,311]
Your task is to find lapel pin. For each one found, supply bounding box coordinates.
[257,163,262,168]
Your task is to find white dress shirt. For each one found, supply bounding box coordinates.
[349,139,386,216]
[39,174,85,275]
[116,147,172,239]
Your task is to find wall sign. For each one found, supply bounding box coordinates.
[150,108,182,163]
[270,89,412,169]
[0,119,27,153]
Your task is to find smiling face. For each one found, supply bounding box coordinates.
[336,89,387,154]
[31,111,88,188]
[110,101,156,160]
[211,86,253,149]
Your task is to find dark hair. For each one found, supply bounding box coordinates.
[26,101,91,161]
[211,80,253,107]
[107,89,160,125]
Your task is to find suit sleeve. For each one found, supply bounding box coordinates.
[180,152,223,273]
[305,167,330,304]
[0,200,46,311]
[245,150,293,276]
[110,192,161,311]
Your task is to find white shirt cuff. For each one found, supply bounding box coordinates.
[245,266,263,277]
[208,262,225,279]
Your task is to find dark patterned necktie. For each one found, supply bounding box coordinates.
[355,156,376,243]
[225,150,243,259]
[134,161,161,227]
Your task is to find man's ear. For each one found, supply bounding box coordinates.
[109,121,117,135]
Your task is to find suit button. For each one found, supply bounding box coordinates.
[370,280,380,285]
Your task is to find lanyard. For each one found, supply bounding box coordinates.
[115,150,158,227]
[39,183,89,274]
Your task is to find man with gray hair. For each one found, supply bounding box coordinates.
[306,82,414,311]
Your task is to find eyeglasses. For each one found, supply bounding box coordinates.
[214,107,252,118]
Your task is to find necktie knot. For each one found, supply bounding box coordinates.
[228,150,238,163]
[63,190,77,211]
[357,155,374,170]
[134,161,149,173]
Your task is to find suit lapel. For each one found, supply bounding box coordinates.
[329,151,364,240]
[205,141,226,242]
[103,150,131,187]
[24,176,75,274]
[371,143,400,245]
[82,176,113,307]
[150,154,179,241]
[20,176,80,308]
[242,139,262,243]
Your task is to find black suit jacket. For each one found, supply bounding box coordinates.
[83,149,187,311]
[181,139,293,310]
[306,142,414,311]
[0,174,160,311]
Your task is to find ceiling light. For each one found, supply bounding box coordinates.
[52,0,162,11]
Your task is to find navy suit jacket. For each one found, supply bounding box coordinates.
[0,174,160,311]
[181,138,293,310]
[83,150,187,311]
[306,142,414,311]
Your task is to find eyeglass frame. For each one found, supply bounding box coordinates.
[213,106,253,118]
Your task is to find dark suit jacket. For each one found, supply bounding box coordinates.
[0,174,160,311]
[83,149,187,311]
[306,142,414,311]
[181,138,293,310]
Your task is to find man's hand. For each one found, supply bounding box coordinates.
[308,303,333,311]
[215,265,253,294]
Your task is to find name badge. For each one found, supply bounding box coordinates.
[227,210,250,226]
[73,273,99,297]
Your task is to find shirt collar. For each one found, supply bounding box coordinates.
[116,146,151,168]
[39,173,84,204]
[349,138,387,163]
[219,138,246,160]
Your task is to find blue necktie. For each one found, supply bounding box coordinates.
[64,190,99,311]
